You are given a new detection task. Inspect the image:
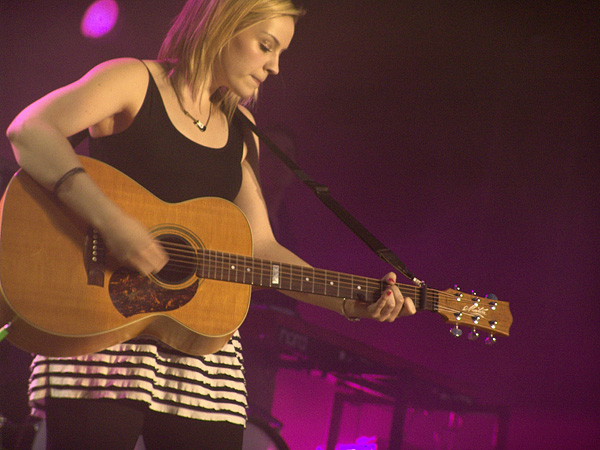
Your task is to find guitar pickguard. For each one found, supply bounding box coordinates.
[108,267,198,318]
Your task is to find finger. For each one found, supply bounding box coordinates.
[383,272,397,287]
[367,293,388,319]
[129,241,168,276]
[400,295,417,316]
[370,288,396,321]
[388,285,405,320]
[147,240,169,273]
[381,285,405,322]
[128,254,154,277]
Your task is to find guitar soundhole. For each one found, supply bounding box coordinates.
[155,234,197,285]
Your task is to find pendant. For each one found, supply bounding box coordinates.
[193,120,207,132]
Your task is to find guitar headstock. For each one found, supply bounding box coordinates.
[437,287,513,343]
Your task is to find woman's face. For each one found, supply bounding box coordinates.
[215,15,295,98]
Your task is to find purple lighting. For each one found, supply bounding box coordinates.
[317,436,378,450]
[80,0,119,39]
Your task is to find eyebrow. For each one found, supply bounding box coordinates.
[262,32,287,51]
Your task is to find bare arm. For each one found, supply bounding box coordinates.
[6,59,168,275]
[234,107,415,321]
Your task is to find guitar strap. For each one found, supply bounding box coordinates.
[235,109,424,286]
[65,115,423,285]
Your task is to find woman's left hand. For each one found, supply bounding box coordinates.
[347,272,416,322]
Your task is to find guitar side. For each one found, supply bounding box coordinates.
[0,156,253,356]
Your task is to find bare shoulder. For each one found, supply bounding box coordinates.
[80,58,149,93]
[56,57,152,119]
[84,57,148,78]
[8,58,155,140]
[78,58,152,136]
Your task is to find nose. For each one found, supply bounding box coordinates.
[265,54,280,75]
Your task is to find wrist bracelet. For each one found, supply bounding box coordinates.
[341,297,361,322]
[53,167,86,195]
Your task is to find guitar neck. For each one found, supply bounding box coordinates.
[195,248,438,312]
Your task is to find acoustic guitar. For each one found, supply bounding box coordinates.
[0,157,512,356]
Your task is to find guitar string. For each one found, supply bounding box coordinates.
[159,243,383,288]
[158,243,406,291]
[156,243,462,303]
[159,244,419,299]
[159,261,501,329]
[159,249,435,307]
[152,242,502,324]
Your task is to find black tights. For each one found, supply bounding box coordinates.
[44,398,244,450]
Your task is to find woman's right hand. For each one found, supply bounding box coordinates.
[100,212,169,276]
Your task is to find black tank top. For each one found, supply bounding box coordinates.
[89,68,244,203]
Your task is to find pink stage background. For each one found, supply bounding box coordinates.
[1,1,598,449]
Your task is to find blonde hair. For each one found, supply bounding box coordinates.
[158,0,304,120]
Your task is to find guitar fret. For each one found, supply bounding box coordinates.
[245,256,251,285]
[321,269,328,295]
[257,258,261,287]
[238,254,242,283]
[286,263,293,291]
[272,263,280,287]
[232,254,236,282]
[224,253,229,281]
[204,250,209,280]
[226,253,230,282]
[198,248,409,304]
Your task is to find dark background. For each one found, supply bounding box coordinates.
[1,1,598,448]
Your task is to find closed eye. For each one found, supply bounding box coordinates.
[260,43,273,53]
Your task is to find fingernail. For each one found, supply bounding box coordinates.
[388,278,394,284]
[387,290,392,296]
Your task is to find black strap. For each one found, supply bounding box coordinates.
[236,109,423,286]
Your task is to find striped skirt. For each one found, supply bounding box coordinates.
[28,332,247,426]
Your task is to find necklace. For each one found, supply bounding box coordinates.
[173,83,212,132]
[183,105,212,132]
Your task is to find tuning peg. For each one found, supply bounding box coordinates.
[452,286,464,302]
[468,329,480,341]
[485,334,497,345]
[450,325,463,338]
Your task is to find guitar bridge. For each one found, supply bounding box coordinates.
[84,228,105,287]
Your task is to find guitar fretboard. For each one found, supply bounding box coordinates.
[196,248,438,311]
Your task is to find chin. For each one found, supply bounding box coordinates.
[243,85,259,98]
[232,80,260,100]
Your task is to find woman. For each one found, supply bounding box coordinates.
[6,0,415,448]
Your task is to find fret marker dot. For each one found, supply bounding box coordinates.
[330,281,334,286]
[246,268,251,272]
[231,265,236,270]
[357,286,362,290]
[305,277,310,282]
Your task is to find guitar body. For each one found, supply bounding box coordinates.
[0,156,252,356]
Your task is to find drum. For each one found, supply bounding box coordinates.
[243,417,290,450]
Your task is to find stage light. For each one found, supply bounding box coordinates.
[80,0,119,39]
[316,436,378,450]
